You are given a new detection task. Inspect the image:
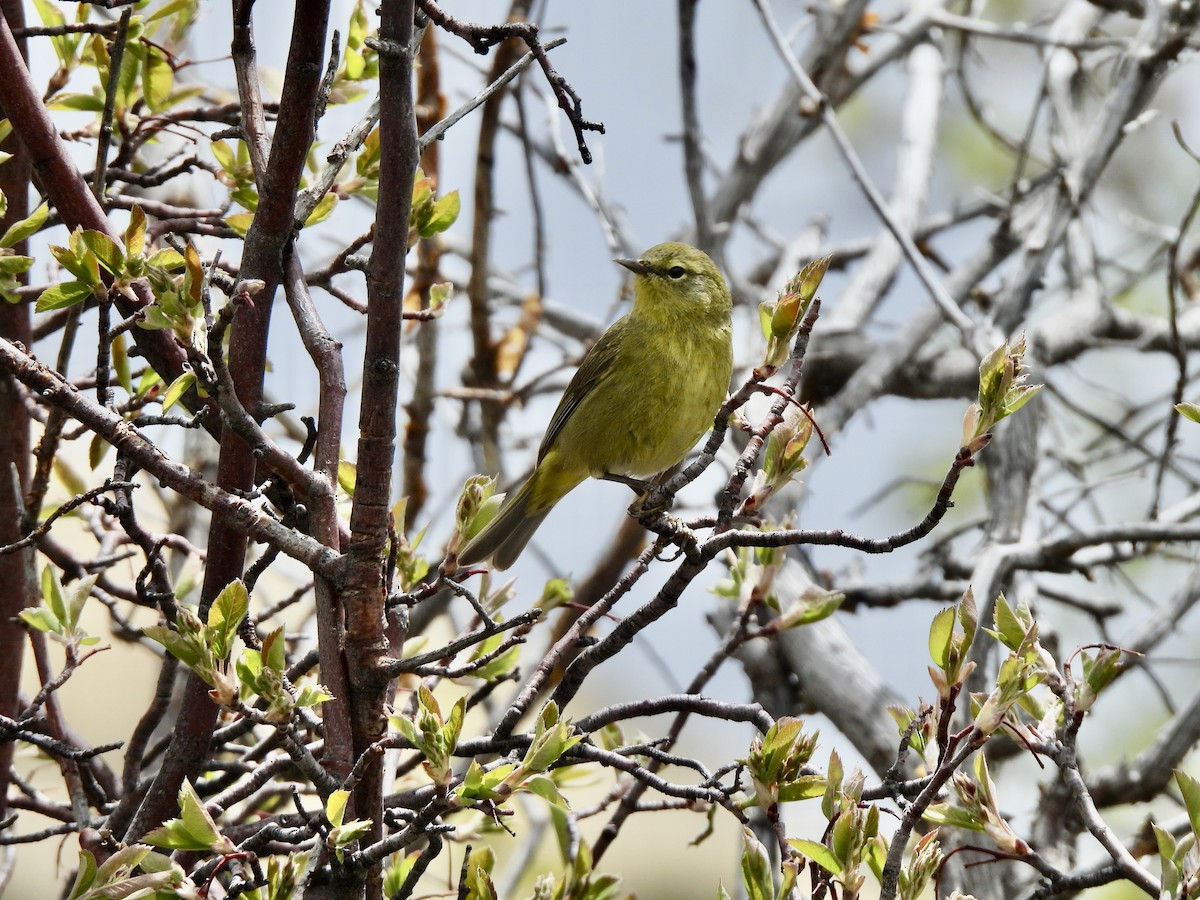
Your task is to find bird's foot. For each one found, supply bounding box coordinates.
[629,484,676,519]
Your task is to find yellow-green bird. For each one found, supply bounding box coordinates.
[458,242,734,570]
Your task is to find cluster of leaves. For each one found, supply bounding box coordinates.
[18,566,101,656]
[757,256,829,374]
[335,0,380,97]
[88,778,328,897]
[720,581,1176,900]
[735,717,935,900]
[39,0,200,115]
[961,335,1040,454]
[713,542,843,631]
[408,167,460,248]
[141,579,331,717]
[382,691,632,899]
[37,579,1145,900]
[35,208,187,318]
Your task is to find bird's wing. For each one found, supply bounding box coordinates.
[537,317,627,462]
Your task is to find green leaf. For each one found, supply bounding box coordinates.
[295,682,333,709]
[990,593,1025,650]
[789,838,842,876]
[928,606,955,668]
[347,0,368,46]
[142,46,174,111]
[326,789,350,828]
[142,819,212,852]
[91,843,153,888]
[522,774,570,809]
[86,433,108,471]
[36,280,93,313]
[523,702,582,774]
[429,281,453,308]
[328,815,373,856]
[1155,823,1184,897]
[207,579,248,660]
[740,827,774,900]
[261,626,286,672]
[18,607,60,634]
[53,456,87,498]
[822,749,843,819]
[1077,646,1122,711]
[1175,402,1200,424]
[143,625,203,669]
[147,248,185,269]
[778,590,844,630]
[923,803,987,832]
[419,190,460,238]
[147,0,197,23]
[454,759,513,803]
[115,39,141,110]
[959,588,978,645]
[1003,384,1040,417]
[304,191,338,226]
[1175,770,1200,840]
[161,371,195,413]
[125,206,147,258]
[1,201,49,248]
[469,640,520,682]
[182,243,203,303]
[777,774,826,803]
[79,230,124,277]
[55,232,101,287]
[235,647,263,687]
[231,185,259,212]
[0,254,32,276]
[178,780,220,848]
[60,573,97,633]
[41,565,67,627]
[143,780,227,853]
[224,213,254,237]
[49,93,106,113]
[66,848,98,899]
[31,0,73,66]
[344,47,365,80]
[111,332,132,393]
[135,367,162,397]
[338,460,357,496]
[390,712,420,748]
[211,140,237,176]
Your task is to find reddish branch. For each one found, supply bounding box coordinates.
[340,2,419,897]
[123,0,336,846]
[0,0,34,837]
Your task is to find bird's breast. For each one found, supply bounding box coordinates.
[565,322,732,479]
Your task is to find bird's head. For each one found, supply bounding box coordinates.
[616,242,731,317]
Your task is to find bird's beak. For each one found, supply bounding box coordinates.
[615,257,653,275]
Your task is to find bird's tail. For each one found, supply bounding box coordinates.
[457,475,550,570]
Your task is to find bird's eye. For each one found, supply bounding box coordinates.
[667,266,686,279]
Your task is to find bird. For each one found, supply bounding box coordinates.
[457,242,734,570]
